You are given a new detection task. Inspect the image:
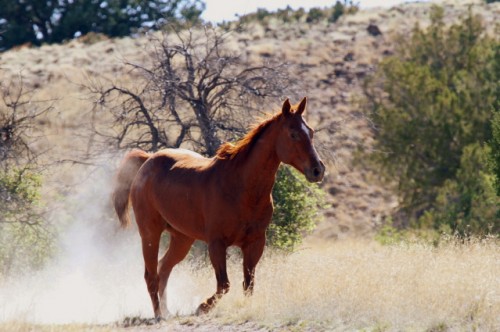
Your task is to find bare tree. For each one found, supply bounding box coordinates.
[0,73,53,226]
[0,76,50,164]
[88,26,295,155]
[0,72,57,275]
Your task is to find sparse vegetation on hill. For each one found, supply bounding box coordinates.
[219,1,358,29]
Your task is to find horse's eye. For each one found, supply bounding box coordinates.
[291,131,300,140]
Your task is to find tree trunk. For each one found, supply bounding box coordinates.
[193,102,220,156]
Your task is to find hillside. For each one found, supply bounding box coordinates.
[1,0,498,241]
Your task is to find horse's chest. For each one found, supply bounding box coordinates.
[205,184,273,241]
[236,203,273,236]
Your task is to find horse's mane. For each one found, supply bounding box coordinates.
[216,112,282,161]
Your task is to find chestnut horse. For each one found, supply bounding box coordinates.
[113,97,325,319]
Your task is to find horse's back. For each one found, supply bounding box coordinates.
[130,148,212,239]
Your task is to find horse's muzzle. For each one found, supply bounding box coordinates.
[305,160,325,183]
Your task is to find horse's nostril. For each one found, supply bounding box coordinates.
[313,167,320,177]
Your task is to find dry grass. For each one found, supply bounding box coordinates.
[1,238,497,331]
[202,238,500,331]
[0,322,113,332]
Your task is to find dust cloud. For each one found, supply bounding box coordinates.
[0,165,201,324]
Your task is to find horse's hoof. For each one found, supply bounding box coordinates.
[243,288,254,297]
[196,302,211,315]
[149,316,168,325]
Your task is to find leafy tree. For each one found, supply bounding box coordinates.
[363,6,499,234]
[0,0,205,51]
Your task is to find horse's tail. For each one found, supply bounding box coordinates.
[113,149,150,228]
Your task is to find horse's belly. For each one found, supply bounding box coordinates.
[204,202,273,245]
[154,187,206,240]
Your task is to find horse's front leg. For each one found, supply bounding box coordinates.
[241,235,266,296]
[197,239,230,314]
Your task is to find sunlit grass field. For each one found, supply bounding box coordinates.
[209,238,499,331]
[2,237,498,331]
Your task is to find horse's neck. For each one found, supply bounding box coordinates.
[238,128,281,196]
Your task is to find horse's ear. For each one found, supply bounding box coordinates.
[297,97,307,115]
[282,98,292,117]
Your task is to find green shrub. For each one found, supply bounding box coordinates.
[491,112,500,195]
[330,1,345,23]
[268,165,327,251]
[375,218,441,246]
[0,169,55,275]
[418,144,499,235]
[276,6,294,23]
[489,43,500,195]
[256,8,271,21]
[233,3,357,26]
[306,7,326,24]
[329,0,358,23]
[292,8,306,22]
[362,6,499,234]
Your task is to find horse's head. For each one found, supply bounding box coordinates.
[276,97,325,183]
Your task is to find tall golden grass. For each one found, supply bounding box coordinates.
[181,238,499,331]
[0,238,498,331]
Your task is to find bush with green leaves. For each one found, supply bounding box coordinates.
[491,112,500,195]
[268,166,327,251]
[306,7,327,24]
[363,6,499,235]
[330,0,359,23]
[0,169,54,275]
[489,43,500,196]
[418,144,499,235]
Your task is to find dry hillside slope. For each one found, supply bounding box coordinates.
[1,0,498,239]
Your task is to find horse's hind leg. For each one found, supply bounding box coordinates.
[158,233,194,316]
[141,232,162,320]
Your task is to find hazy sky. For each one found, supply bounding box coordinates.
[202,0,424,22]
